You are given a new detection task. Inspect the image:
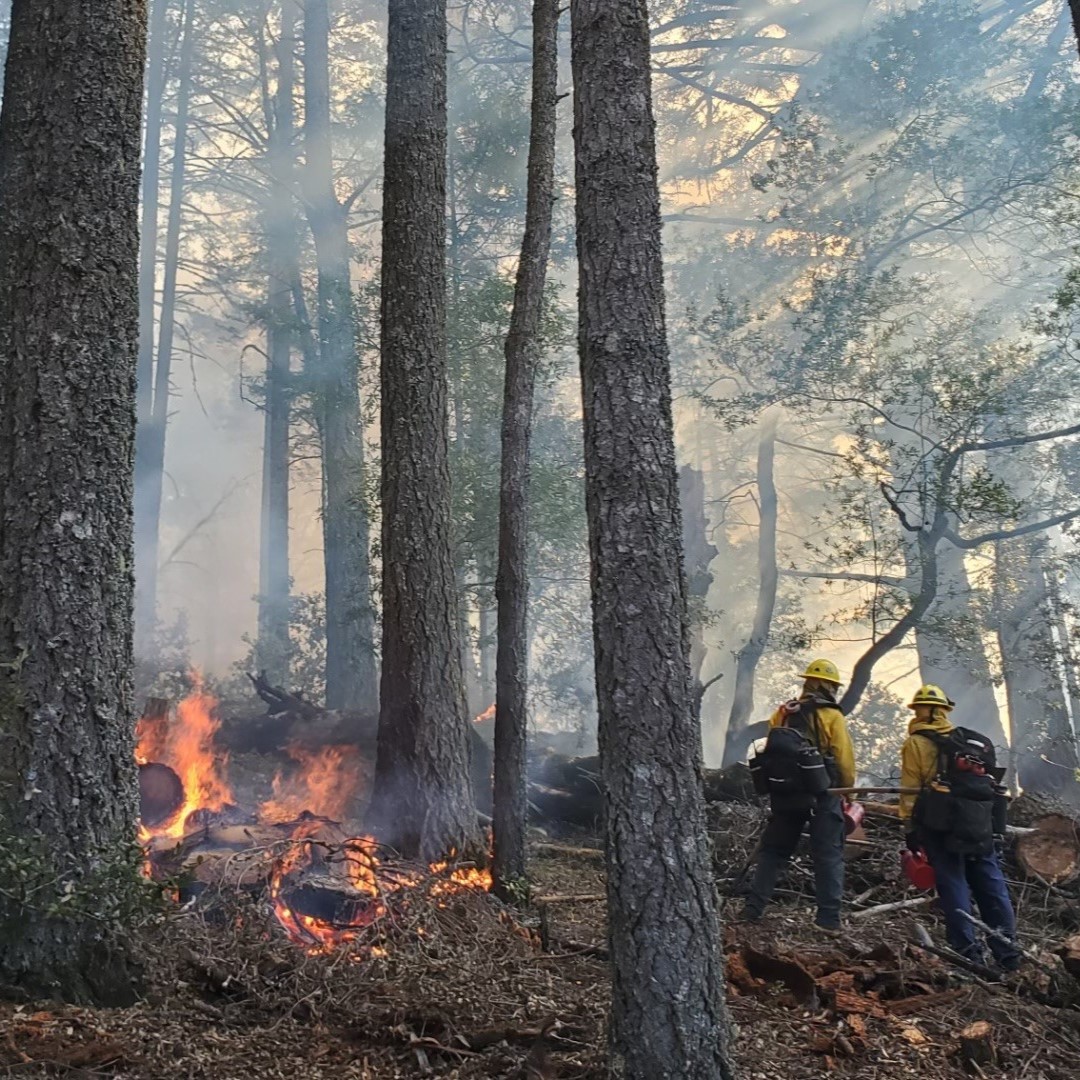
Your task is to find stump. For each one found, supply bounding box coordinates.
[1059,934,1080,981]
[958,1021,996,1072]
[1015,814,1080,885]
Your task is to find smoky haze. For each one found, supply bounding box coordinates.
[6,0,1078,784]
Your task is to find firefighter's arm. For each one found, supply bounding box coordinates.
[821,708,855,788]
[899,736,936,823]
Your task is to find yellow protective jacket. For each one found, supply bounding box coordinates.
[769,696,856,789]
[899,712,955,823]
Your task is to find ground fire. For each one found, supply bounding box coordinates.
[135,683,491,953]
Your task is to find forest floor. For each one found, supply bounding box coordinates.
[1,822,1079,1079]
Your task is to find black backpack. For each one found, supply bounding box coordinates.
[750,697,837,806]
[914,726,1007,854]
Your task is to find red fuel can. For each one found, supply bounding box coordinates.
[901,849,936,892]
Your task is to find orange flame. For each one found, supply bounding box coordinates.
[269,832,491,954]
[474,703,496,724]
[260,745,363,824]
[136,676,234,841]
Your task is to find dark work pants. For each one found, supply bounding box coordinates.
[922,835,1019,967]
[743,793,845,929]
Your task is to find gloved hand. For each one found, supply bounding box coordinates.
[994,834,1006,856]
[905,832,921,854]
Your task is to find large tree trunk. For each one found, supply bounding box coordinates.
[256,0,297,682]
[133,0,194,648]
[492,0,559,900]
[0,0,147,1004]
[301,0,378,713]
[996,534,1078,795]
[133,0,170,645]
[571,1,735,1076]
[368,0,481,861]
[724,411,778,766]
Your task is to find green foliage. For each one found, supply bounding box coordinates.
[0,822,163,932]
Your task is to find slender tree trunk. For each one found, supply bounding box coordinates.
[133,0,194,644]
[133,0,170,646]
[257,0,298,682]
[301,0,377,712]
[572,1,734,1075]
[724,411,778,766]
[0,0,148,1004]
[368,0,481,861]
[1068,0,1080,59]
[492,0,559,899]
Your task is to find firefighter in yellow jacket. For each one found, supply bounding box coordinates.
[900,685,1019,970]
[741,659,855,932]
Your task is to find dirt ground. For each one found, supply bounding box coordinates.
[2,825,1079,1079]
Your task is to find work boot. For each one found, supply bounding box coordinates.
[815,921,843,940]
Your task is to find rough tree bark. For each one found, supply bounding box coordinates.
[133,0,170,643]
[368,0,481,861]
[0,0,148,1003]
[571,0,735,1076]
[256,0,298,682]
[724,411,779,766]
[301,0,378,712]
[678,463,718,689]
[492,0,559,900]
[133,0,194,647]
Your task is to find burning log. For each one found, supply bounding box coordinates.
[277,875,380,928]
[1014,814,1080,886]
[138,761,184,828]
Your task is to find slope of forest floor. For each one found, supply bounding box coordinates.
[1,831,1079,1079]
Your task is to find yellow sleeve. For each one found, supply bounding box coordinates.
[818,707,855,789]
[899,736,937,823]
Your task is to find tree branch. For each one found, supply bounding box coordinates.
[946,507,1080,550]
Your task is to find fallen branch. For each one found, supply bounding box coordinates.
[908,921,1000,980]
[851,896,933,920]
[533,893,606,905]
[954,910,1057,976]
[532,843,604,860]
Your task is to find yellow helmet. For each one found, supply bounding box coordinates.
[908,684,954,710]
[800,658,842,685]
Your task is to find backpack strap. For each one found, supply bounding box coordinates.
[914,730,952,783]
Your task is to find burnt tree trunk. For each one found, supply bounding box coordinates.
[571,1,735,1076]
[368,0,481,861]
[0,0,148,1003]
[724,411,778,766]
[133,0,194,646]
[492,0,559,900]
[256,0,298,683]
[133,0,171,644]
[301,0,378,713]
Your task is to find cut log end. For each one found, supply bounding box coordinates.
[1015,814,1080,885]
[958,1021,996,1073]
